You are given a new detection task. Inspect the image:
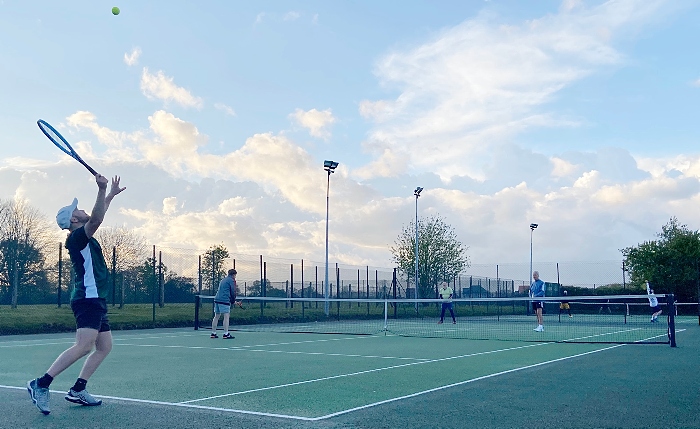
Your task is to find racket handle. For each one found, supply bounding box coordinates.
[80,159,98,176]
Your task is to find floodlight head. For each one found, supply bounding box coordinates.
[414,187,423,196]
[323,160,339,172]
[530,223,538,230]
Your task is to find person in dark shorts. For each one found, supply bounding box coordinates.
[529,271,545,332]
[28,174,125,415]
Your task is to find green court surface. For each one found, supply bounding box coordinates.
[0,320,698,429]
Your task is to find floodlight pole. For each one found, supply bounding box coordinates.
[324,161,338,316]
[529,223,538,287]
[414,187,422,311]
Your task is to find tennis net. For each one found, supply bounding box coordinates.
[194,294,677,345]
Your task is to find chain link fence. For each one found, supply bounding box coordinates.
[1,244,696,334]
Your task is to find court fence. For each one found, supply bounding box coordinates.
[0,245,697,334]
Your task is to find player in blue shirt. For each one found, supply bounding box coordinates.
[529,271,545,332]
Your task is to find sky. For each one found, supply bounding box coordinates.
[1,0,700,277]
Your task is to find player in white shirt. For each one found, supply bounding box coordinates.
[646,280,662,322]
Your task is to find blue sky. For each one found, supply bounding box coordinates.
[1,0,700,276]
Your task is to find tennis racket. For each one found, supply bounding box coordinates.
[37,119,97,175]
[234,301,246,310]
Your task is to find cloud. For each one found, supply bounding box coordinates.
[5,112,700,271]
[283,11,300,21]
[359,0,669,180]
[214,103,236,117]
[140,68,204,109]
[290,108,336,139]
[255,12,265,24]
[123,47,142,66]
[691,77,700,87]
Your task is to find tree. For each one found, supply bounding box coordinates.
[390,214,469,300]
[201,244,230,294]
[95,226,148,307]
[621,217,700,303]
[0,199,55,307]
[163,274,197,303]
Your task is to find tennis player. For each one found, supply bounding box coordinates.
[646,280,662,322]
[529,271,545,332]
[559,290,572,318]
[211,269,237,339]
[28,174,125,415]
[437,282,456,324]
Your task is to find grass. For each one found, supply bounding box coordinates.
[0,303,195,335]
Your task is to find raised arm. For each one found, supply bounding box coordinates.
[85,175,126,237]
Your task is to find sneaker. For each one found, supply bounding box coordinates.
[222,333,235,339]
[437,320,443,324]
[452,320,456,324]
[27,379,50,415]
[534,325,544,332]
[569,314,573,318]
[65,388,102,406]
[210,333,218,338]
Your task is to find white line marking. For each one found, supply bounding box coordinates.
[312,331,678,420]
[2,330,684,421]
[115,342,429,361]
[313,344,624,420]
[178,342,548,404]
[0,385,316,421]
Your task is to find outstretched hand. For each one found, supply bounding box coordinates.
[107,176,126,199]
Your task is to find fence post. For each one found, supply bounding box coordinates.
[392,268,397,318]
[198,255,202,295]
[151,245,156,325]
[58,243,63,308]
[158,250,164,308]
[111,246,116,307]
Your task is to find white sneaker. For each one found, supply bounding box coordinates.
[534,325,544,332]
[65,388,102,406]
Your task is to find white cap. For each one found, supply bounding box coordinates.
[56,198,78,229]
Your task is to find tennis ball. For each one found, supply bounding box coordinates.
[112,7,120,15]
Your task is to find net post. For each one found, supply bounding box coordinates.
[667,294,676,347]
[383,298,388,333]
[194,295,200,330]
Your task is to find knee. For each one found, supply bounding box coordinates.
[74,343,94,357]
[97,341,112,355]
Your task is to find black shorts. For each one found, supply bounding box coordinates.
[651,305,662,313]
[71,298,110,332]
[531,301,543,311]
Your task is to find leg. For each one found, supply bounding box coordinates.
[449,307,456,323]
[222,313,230,334]
[439,304,446,323]
[536,307,543,326]
[211,313,220,333]
[77,331,112,381]
[46,328,99,378]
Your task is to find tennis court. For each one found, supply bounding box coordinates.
[1,315,698,428]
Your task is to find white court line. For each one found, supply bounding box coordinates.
[178,342,548,404]
[0,331,683,421]
[115,342,430,361]
[313,330,681,420]
[314,344,624,420]
[0,333,200,348]
[0,385,317,421]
